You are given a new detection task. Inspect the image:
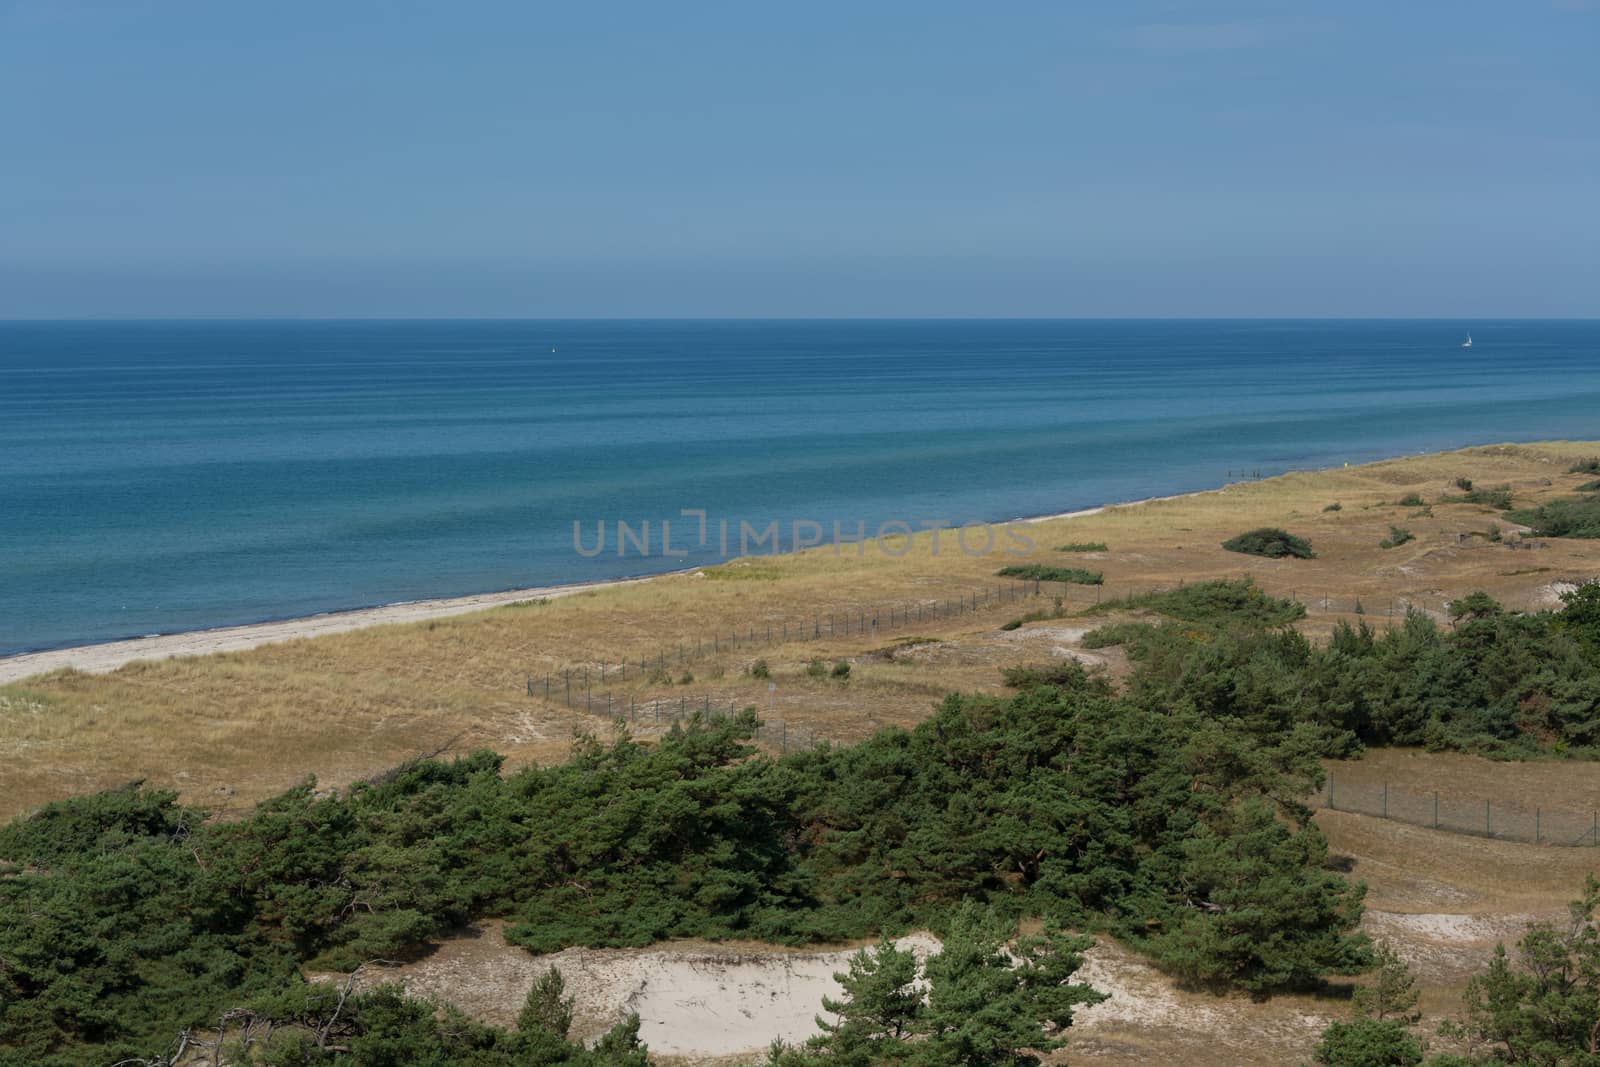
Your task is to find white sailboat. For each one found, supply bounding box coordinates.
[1462,331,1473,348]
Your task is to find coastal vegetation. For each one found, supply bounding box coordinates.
[1089,576,1307,628]
[1222,527,1317,559]
[4,445,1600,1063]
[1380,526,1415,549]
[2,588,1382,1063]
[1084,579,1600,757]
[1508,494,1600,539]
[1054,541,1108,552]
[11,575,1600,1062]
[761,907,1104,1067]
[7,443,1598,826]
[995,564,1104,585]
[1440,484,1514,510]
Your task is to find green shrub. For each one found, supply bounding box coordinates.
[748,659,770,679]
[1221,527,1316,559]
[1448,591,1504,622]
[1055,541,1108,552]
[1578,479,1600,492]
[996,564,1103,585]
[678,670,694,685]
[831,660,851,679]
[999,599,1071,633]
[1440,485,1513,510]
[1379,526,1414,549]
[1569,457,1600,474]
[1454,477,1474,491]
[1093,578,1306,628]
[1507,495,1600,538]
[1081,621,1158,649]
[805,658,827,679]
[1395,493,1427,507]
[1559,580,1600,657]
[1324,502,1343,512]
[1314,1019,1423,1067]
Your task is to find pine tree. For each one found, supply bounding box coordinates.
[814,942,923,1053]
[518,966,574,1040]
[1454,874,1600,1065]
[1352,941,1420,1023]
[913,904,1102,1067]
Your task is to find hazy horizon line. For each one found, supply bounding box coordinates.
[3,315,1596,324]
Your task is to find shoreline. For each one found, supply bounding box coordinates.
[2,433,1565,685]
[0,573,678,685]
[0,488,1211,685]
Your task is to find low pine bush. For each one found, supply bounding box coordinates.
[1379,526,1414,549]
[1221,527,1316,559]
[996,564,1104,585]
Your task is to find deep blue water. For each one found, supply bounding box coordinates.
[1,319,1596,656]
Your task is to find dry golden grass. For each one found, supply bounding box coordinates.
[3,440,1599,822]
[3,440,1589,1065]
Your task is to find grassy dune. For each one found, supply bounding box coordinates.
[3,440,1599,821]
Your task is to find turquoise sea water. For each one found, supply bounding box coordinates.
[1,319,1596,656]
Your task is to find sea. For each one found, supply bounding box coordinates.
[1,319,1596,657]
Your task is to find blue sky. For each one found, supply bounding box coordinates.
[1,1,1595,317]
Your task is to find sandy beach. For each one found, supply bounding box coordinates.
[0,573,669,685]
[0,489,1221,686]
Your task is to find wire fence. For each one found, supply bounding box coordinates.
[539,689,831,753]
[1318,772,1600,847]
[522,576,1044,704]
[516,563,1568,758]
[521,576,1053,754]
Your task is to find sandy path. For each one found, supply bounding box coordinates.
[0,573,666,684]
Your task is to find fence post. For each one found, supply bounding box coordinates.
[1434,792,1439,829]
[1486,800,1492,837]
[1328,771,1335,811]
[526,675,533,697]
[1382,783,1388,819]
